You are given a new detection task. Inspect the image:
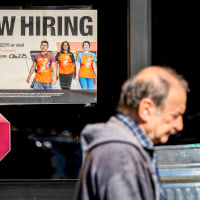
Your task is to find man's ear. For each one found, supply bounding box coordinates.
[138,98,156,122]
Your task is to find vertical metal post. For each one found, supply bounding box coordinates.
[128,0,152,77]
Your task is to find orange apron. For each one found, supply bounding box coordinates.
[59,54,74,74]
[79,54,95,78]
[34,54,52,83]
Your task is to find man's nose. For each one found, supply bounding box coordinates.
[173,116,183,131]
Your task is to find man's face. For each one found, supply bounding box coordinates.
[40,43,48,52]
[149,87,187,144]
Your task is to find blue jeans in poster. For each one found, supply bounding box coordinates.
[79,77,94,89]
[33,80,52,90]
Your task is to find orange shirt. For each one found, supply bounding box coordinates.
[34,53,52,83]
[58,53,74,74]
[79,54,95,78]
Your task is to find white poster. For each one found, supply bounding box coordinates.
[0,9,97,104]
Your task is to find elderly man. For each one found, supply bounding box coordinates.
[74,66,188,200]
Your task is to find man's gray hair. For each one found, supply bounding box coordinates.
[118,67,189,112]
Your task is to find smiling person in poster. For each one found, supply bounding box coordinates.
[76,41,97,89]
[26,40,57,89]
[55,41,76,89]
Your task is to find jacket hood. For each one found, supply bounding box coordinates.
[81,116,142,153]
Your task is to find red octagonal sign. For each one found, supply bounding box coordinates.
[0,114,10,161]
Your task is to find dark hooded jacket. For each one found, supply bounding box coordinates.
[74,116,160,200]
